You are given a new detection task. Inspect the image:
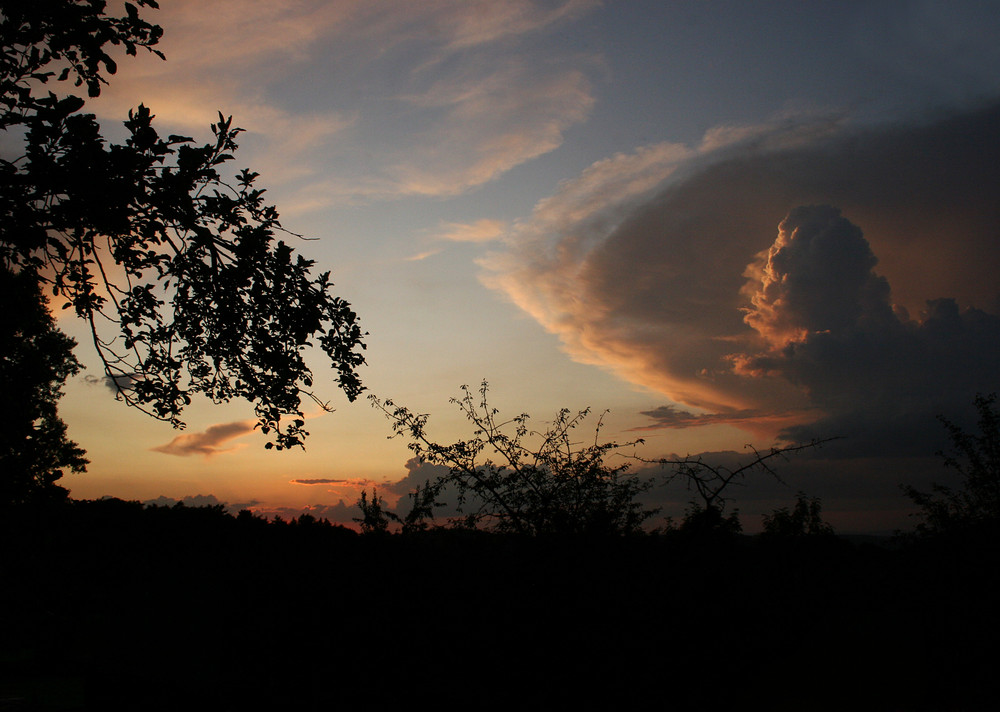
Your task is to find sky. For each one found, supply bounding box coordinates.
[53,0,1000,534]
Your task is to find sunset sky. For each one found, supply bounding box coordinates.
[54,0,1000,533]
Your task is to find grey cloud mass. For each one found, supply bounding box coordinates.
[737,206,1000,454]
[84,373,141,392]
[482,100,1000,455]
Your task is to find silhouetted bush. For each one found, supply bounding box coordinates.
[761,492,835,538]
[903,393,1000,539]
[370,381,657,535]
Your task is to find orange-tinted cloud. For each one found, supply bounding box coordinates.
[290,478,375,487]
[742,206,893,349]
[482,101,1000,447]
[435,219,508,243]
[152,420,256,457]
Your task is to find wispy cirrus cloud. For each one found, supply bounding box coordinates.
[152,420,257,457]
[290,477,375,487]
[405,249,443,262]
[406,218,509,261]
[435,219,508,243]
[439,0,599,51]
[386,63,595,197]
[92,0,601,208]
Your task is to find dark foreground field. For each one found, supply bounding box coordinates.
[2,499,997,711]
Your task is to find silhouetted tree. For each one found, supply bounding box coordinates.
[353,481,443,535]
[647,440,833,535]
[370,381,657,535]
[398,480,439,533]
[676,502,743,535]
[903,393,1000,536]
[761,492,834,537]
[354,489,396,535]
[1,0,366,455]
[0,267,87,507]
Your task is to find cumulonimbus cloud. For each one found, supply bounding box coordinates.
[741,206,894,349]
[480,101,1000,449]
[735,205,1000,452]
[152,420,257,457]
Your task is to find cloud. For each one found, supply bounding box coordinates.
[84,373,142,392]
[290,477,376,488]
[440,0,599,51]
[741,206,894,348]
[479,136,765,412]
[256,501,358,525]
[91,0,600,207]
[386,63,596,197]
[152,420,256,457]
[292,478,350,486]
[142,493,261,515]
[482,100,1000,453]
[435,219,508,243]
[632,405,806,434]
[727,205,1000,453]
[405,249,442,262]
[383,457,452,497]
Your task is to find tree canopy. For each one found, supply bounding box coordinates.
[0,0,366,459]
[0,267,87,507]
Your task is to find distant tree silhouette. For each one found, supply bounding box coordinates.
[354,481,441,534]
[0,0,366,456]
[903,393,1000,536]
[647,441,832,534]
[0,267,87,507]
[675,501,744,535]
[354,489,396,535]
[370,381,657,535]
[761,492,834,537]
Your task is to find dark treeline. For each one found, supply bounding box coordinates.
[2,498,997,710]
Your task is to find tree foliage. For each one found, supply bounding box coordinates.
[761,492,834,538]
[353,489,394,535]
[904,393,1000,536]
[370,382,658,536]
[0,267,87,507]
[1,0,366,452]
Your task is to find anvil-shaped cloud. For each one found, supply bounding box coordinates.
[481,101,1000,452]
